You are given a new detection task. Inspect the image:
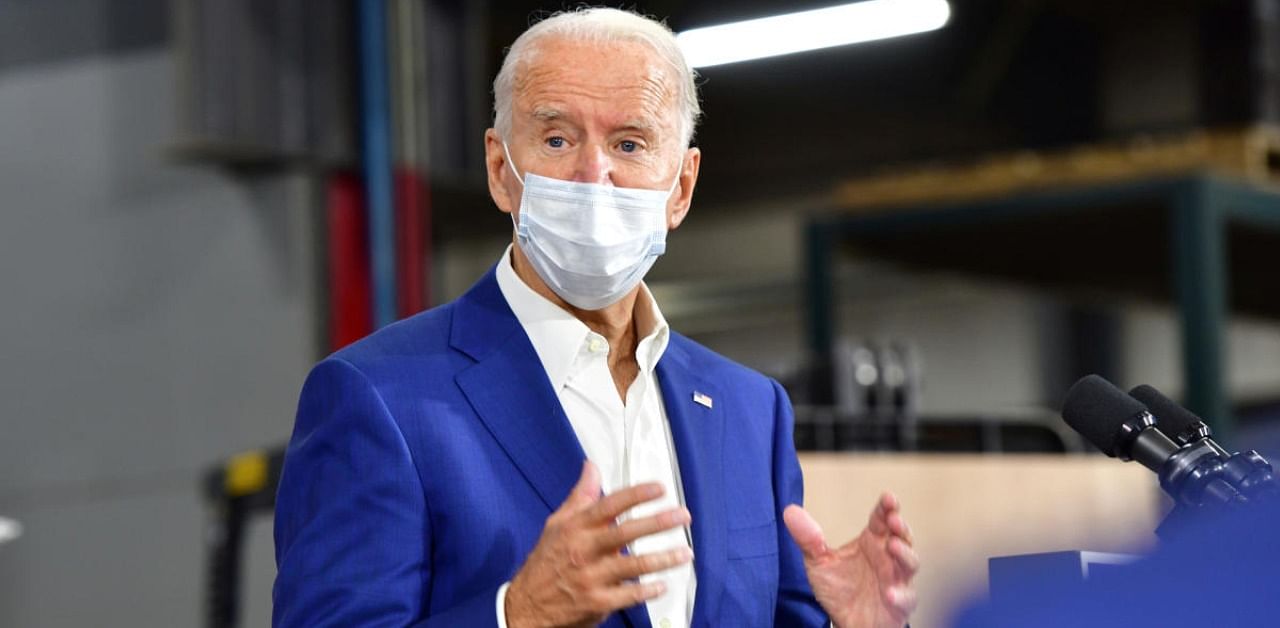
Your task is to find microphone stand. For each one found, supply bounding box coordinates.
[1153,429,1276,539]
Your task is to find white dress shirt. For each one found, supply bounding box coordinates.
[494,245,696,628]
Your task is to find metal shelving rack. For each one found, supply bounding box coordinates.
[805,129,1280,441]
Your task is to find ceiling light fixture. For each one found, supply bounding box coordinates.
[676,0,951,69]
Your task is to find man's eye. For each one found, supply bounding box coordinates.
[619,140,638,153]
[546,136,565,148]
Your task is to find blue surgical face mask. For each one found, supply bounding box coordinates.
[503,141,680,310]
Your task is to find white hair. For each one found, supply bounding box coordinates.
[492,7,702,148]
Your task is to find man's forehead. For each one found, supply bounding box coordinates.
[511,38,679,127]
[518,36,669,78]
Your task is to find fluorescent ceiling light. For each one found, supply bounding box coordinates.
[676,0,951,68]
[0,517,21,545]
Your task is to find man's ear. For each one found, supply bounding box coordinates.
[484,128,517,214]
[668,147,701,230]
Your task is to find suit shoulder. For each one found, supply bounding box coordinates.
[667,331,778,391]
[328,302,456,371]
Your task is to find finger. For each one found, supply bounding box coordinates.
[562,460,603,512]
[783,504,830,561]
[867,503,889,536]
[592,507,691,554]
[868,535,902,584]
[887,512,913,545]
[880,492,900,513]
[593,579,668,614]
[889,537,920,576]
[597,546,694,582]
[883,585,919,617]
[867,492,900,536]
[578,482,665,525]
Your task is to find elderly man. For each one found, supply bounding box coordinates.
[274,8,917,628]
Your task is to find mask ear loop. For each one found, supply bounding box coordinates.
[665,157,683,197]
[501,141,525,186]
[648,157,684,256]
[502,141,532,244]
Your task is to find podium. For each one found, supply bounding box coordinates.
[989,551,1138,604]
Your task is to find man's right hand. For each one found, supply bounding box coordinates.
[504,460,693,628]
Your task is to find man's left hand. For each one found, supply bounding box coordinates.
[783,493,919,628]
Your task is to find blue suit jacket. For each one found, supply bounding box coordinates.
[273,268,827,627]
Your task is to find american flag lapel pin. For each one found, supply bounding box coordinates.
[692,390,713,409]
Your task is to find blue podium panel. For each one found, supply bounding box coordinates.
[989,551,1138,606]
[959,503,1280,627]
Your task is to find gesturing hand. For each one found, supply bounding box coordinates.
[783,493,919,628]
[505,461,693,628]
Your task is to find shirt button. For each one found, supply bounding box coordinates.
[660,619,672,628]
[588,337,606,353]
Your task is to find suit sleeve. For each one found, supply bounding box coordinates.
[272,358,500,628]
[769,379,832,627]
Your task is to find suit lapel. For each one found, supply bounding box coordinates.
[656,338,728,628]
[452,269,587,513]
[450,269,660,627]
[618,604,650,628]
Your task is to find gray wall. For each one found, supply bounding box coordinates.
[0,49,318,627]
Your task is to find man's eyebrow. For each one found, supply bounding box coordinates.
[528,108,658,136]
[618,119,657,134]
[530,107,565,122]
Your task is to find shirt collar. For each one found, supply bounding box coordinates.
[633,280,670,375]
[494,244,670,391]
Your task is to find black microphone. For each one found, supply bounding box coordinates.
[1130,384,1276,501]
[1062,375,1243,507]
[1129,385,1227,455]
[1062,375,1179,472]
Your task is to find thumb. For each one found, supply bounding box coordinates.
[565,459,602,509]
[783,504,830,562]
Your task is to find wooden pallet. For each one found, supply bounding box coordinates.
[833,126,1280,211]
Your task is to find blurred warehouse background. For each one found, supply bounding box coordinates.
[5,0,1280,626]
